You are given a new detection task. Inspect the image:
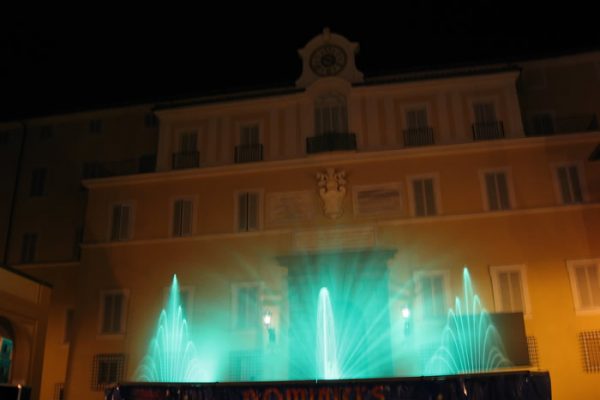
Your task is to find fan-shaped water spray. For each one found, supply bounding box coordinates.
[136,275,204,382]
[426,268,512,374]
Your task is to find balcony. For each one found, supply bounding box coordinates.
[172,151,199,169]
[306,132,357,154]
[404,127,435,147]
[235,144,263,163]
[526,114,598,136]
[82,154,156,179]
[472,121,505,141]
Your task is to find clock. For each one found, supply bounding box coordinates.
[310,45,347,76]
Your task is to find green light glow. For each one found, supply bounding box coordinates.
[425,268,512,374]
[136,275,204,382]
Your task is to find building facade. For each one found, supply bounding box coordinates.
[1,30,599,400]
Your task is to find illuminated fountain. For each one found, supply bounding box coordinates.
[425,268,512,375]
[136,275,203,382]
[316,287,340,379]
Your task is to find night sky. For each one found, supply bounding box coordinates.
[2,5,599,121]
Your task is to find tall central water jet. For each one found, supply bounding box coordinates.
[136,275,203,382]
[316,287,340,379]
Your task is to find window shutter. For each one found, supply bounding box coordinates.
[576,266,592,308]
[102,295,113,333]
[557,167,572,203]
[119,206,130,240]
[181,200,193,235]
[173,200,183,236]
[112,294,123,332]
[413,180,425,216]
[247,193,259,231]
[474,102,496,123]
[238,193,248,231]
[498,272,512,311]
[509,271,524,311]
[485,173,499,210]
[586,265,600,307]
[315,108,323,134]
[111,207,121,241]
[568,166,583,203]
[424,179,436,215]
[497,173,510,209]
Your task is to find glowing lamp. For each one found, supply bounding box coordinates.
[401,306,411,319]
[263,311,272,327]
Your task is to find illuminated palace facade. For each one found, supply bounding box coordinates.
[1,30,599,400]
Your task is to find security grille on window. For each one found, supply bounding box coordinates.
[412,178,437,217]
[568,260,600,311]
[314,93,348,135]
[100,292,126,334]
[21,233,37,263]
[30,168,47,196]
[484,171,511,211]
[229,350,262,381]
[235,285,260,329]
[556,165,583,204]
[579,331,600,373]
[238,192,259,232]
[91,354,125,390]
[110,204,132,241]
[527,336,540,368]
[173,199,193,237]
[419,273,446,317]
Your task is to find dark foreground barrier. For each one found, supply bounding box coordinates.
[105,371,551,400]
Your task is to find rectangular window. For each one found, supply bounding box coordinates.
[417,271,447,317]
[179,131,198,152]
[567,259,600,312]
[21,233,37,263]
[483,171,511,211]
[89,119,103,134]
[172,199,194,237]
[30,168,47,196]
[579,331,600,373]
[110,204,132,241]
[64,308,75,344]
[411,178,437,217]
[556,164,584,204]
[99,291,127,334]
[490,265,531,316]
[473,102,497,123]
[240,124,260,145]
[40,125,53,140]
[233,284,260,330]
[406,108,428,129]
[237,192,260,232]
[91,354,125,390]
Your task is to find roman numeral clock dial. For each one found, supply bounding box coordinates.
[310,45,347,77]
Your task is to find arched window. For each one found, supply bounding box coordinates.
[314,93,348,135]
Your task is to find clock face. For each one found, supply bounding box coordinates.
[310,45,347,76]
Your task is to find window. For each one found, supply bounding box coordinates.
[64,308,75,344]
[481,170,512,211]
[30,168,47,196]
[404,107,434,146]
[416,271,448,318]
[237,191,260,232]
[21,233,37,263]
[236,124,262,163]
[473,102,497,124]
[110,203,133,241]
[555,164,584,204]
[472,101,503,140]
[89,119,103,134]
[40,125,53,140]
[490,265,531,316]
[409,176,438,217]
[99,291,128,335]
[179,131,198,152]
[172,198,194,237]
[579,331,600,373]
[567,259,600,313]
[406,108,428,129]
[233,283,260,330]
[531,112,555,135]
[314,93,348,135]
[353,184,402,216]
[73,226,83,260]
[173,131,199,169]
[91,354,125,390]
[240,124,260,146]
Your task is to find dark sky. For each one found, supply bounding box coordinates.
[2,5,599,121]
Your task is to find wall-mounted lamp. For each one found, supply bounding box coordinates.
[263,311,276,344]
[401,306,412,336]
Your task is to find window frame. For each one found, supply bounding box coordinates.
[567,258,600,315]
[552,162,587,205]
[406,173,442,217]
[478,167,516,212]
[20,232,38,264]
[234,190,263,233]
[98,289,129,337]
[489,264,532,318]
[169,196,197,238]
[314,92,349,135]
[469,97,500,124]
[108,202,135,242]
[231,282,262,331]
[413,270,451,320]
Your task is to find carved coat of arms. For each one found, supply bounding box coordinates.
[316,168,346,219]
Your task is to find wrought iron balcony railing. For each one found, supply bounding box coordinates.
[172,151,199,169]
[526,114,598,136]
[235,144,263,163]
[403,127,435,147]
[306,132,357,154]
[472,121,505,141]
